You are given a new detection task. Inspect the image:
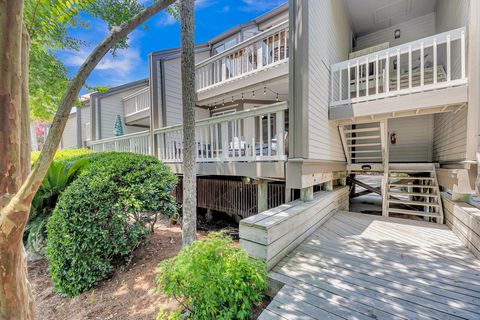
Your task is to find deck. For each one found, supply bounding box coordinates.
[259,211,480,320]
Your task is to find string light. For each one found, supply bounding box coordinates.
[205,85,287,110]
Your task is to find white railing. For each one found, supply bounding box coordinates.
[154,102,288,163]
[123,87,150,116]
[196,21,289,91]
[91,130,150,154]
[90,102,289,163]
[330,27,467,107]
[84,122,91,141]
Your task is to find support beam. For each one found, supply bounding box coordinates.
[257,182,268,213]
[300,186,313,201]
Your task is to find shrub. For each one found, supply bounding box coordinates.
[156,233,267,320]
[31,148,91,164]
[46,152,178,297]
[25,158,90,253]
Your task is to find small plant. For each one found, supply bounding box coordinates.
[25,157,90,253]
[156,233,267,320]
[31,148,91,164]
[46,152,178,297]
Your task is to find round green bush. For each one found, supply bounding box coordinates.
[46,152,178,297]
[156,233,267,320]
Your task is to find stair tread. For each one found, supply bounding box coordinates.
[389,183,436,188]
[344,127,380,134]
[389,176,434,180]
[351,156,383,160]
[388,208,440,218]
[351,150,382,153]
[388,191,438,197]
[389,169,434,173]
[347,143,381,148]
[346,135,381,140]
[388,199,439,207]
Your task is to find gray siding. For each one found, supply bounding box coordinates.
[98,84,148,139]
[80,105,91,145]
[388,115,434,162]
[355,13,436,51]
[61,114,78,149]
[307,0,351,161]
[433,108,468,162]
[163,51,210,126]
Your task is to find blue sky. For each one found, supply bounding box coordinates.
[56,0,287,93]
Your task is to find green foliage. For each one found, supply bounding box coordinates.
[46,152,178,297]
[156,233,267,320]
[31,148,92,164]
[25,157,90,253]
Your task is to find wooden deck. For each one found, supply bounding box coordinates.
[259,211,480,320]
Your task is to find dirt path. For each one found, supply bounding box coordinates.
[30,224,187,320]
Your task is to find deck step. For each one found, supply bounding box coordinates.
[388,176,435,180]
[351,156,382,160]
[350,150,382,154]
[388,208,440,218]
[389,169,434,173]
[344,127,380,134]
[388,191,438,198]
[388,183,436,188]
[346,135,381,141]
[388,199,440,207]
[347,143,381,148]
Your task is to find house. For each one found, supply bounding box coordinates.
[88,0,478,224]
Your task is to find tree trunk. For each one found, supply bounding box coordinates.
[0,1,176,318]
[180,0,197,246]
[0,1,34,319]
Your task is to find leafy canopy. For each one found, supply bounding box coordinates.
[23,0,147,121]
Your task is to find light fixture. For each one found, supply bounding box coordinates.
[222,99,225,106]
[252,90,255,97]
[276,93,279,101]
[241,93,244,101]
[231,96,234,103]
[394,29,401,39]
[263,86,267,95]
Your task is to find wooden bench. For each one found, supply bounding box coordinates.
[239,187,349,270]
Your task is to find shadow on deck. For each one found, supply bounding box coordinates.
[259,211,480,320]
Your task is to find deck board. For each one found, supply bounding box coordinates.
[261,211,480,319]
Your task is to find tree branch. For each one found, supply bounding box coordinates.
[1,0,177,235]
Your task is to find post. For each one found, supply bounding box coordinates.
[257,181,268,213]
[300,186,313,201]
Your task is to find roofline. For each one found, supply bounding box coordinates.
[91,78,149,99]
[208,2,288,44]
[150,43,210,59]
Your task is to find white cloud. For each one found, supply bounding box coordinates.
[240,0,286,12]
[61,45,142,78]
[157,12,178,27]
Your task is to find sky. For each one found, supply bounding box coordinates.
[56,0,287,94]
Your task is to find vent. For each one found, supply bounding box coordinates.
[374,0,412,24]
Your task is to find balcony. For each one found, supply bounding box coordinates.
[123,87,150,125]
[329,28,468,120]
[91,102,288,164]
[196,21,289,102]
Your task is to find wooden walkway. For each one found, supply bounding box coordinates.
[259,211,480,320]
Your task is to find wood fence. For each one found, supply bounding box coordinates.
[173,178,286,219]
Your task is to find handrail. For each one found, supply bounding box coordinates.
[90,130,149,145]
[195,20,289,69]
[331,27,466,71]
[122,86,149,101]
[153,101,288,134]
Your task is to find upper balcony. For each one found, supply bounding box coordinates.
[123,87,150,126]
[195,21,289,102]
[329,28,468,121]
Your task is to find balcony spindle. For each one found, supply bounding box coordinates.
[461,30,466,79]
[385,53,389,93]
[259,116,263,157]
[408,46,412,89]
[276,111,285,157]
[356,61,359,98]
[396,49,400,91]
[447,35,451,81]
[365,57,369,96]
[420,42,424,86]
[375,56,378,95]
[433,39,437,84]
[267,113,271,157]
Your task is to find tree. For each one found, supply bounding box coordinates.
[0,1,176,318]
[180,0,196,246]
[114,114,124,136]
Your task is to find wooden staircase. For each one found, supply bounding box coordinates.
[385,164,444,224]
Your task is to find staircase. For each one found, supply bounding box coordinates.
[339,122,386,169]
[386,164,444,224]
